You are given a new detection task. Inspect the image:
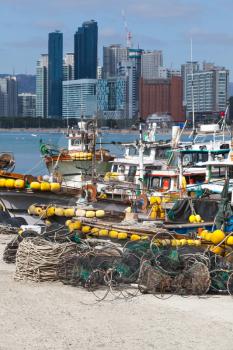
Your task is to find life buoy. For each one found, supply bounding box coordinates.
[82,184,97,201]
[136,192,148,212]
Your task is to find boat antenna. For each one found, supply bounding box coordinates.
[191,38,195,142]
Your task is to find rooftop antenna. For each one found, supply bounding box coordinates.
[121,9,132,48]
[191,38,195,140]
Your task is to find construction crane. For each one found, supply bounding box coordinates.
[121,9,132,48]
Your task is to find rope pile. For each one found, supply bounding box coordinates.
[0,224,18,235]
[15,237,79,282]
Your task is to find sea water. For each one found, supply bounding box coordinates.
[0,131,172,175]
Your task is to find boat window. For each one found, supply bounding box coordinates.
[128,146,139,156]
[119,165,125,173]
[183,154,193,166]
[143,148,151,156]
[162,177,171,190]
[71,139,81,146]
[212,166,226,178]
[127,165,137,182]
[229,166,233,179]
[151,177,160,189]
[112,164,118,172]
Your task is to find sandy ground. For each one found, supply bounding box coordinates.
[1,235,233,350]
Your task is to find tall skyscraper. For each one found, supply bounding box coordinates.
[103,45,128,79]
[18,93,36,117]
[63,53,74,81]
[74,20,98,80]
[141,50,163,80]
[0,76,18,117]
[181,61,199,111]
[48,31,63,118]
[117,60,137,120]
[186,67,229,117]
[36,54,48,118]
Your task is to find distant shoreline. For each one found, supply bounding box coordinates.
[0,127,172,134]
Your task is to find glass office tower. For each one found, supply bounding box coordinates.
[48,31,63,118]
[74,20,98,80]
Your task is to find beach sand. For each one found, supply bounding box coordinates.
[1,234,233,350]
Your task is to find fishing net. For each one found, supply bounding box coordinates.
[15,237,79,282]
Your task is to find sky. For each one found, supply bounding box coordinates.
[0,0,233,78]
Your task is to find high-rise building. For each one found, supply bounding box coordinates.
[139,77,184,122]
[0,76,18,117]
[103,45,128,79]
[128,48,144,114]
[181,61,200,110]
[48,31,63,118]
[62,79,97,118]
[18,93,36,117]
[186,67,229,117]
[141,50,163,80]
[36,54,48,118]
[97,77,127,120]
[74,20,98,80]
[97,66,103,80]
[118,60,137,120]
[63,53,74,81]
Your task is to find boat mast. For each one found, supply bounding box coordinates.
[191,38,195,141]
[138,119,144,190]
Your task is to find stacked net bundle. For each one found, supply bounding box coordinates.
[15,237,79,282]
[3,230,39,264]
[57,245,122,288]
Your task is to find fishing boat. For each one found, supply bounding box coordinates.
[40,119,114,188]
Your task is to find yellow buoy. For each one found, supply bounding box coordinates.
[195,215,201,223]
[189,214,196,223]
[96,210,105,218]
[64,208,75,217]
[91,227,99,236]
[75,209,86,217]
[109,230,118,239]
[99,229,108,236]
[73,221,82,230]
[118,232,128,240]
[150,211,157,220]
[68,223,76,232]
[200,229,208,239]
[30,182,41,191]
[54,207,65,217]
[187,239,194,245]
[130,234,141,241]
[211,230,225,244]
[82,226,91,234]
[65,219,72,227]
[14,179,25,189]
[210,245,224,255]
[85,210,96,218]
[226,236,233,246]
[35,207,43,216]
[0,178,6,187]
[205,233,212,241]
[50,183,61,192]
[28,204,36,215]
[194,240,201,246]
[180,239,187,246]
[46,207,55,217]
[40,182,51,191]
[5,178,15,188]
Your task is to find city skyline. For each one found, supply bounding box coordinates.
[0,0,233,77]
